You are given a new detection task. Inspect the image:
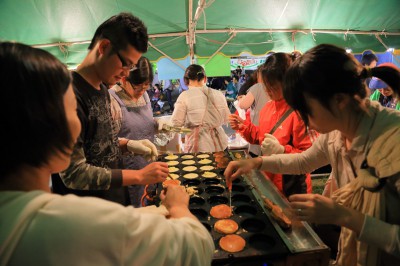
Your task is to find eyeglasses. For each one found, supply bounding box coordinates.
[130,82,150,91]
[115,51,137,71]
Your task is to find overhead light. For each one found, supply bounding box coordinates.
[387,48,395,52]
[345,48,352,53]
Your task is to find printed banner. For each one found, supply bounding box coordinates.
[230,58,266,70]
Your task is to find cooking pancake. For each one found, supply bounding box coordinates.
[198,159,212,165]
[214,219,239,234]
[215,157,230,163]
[200,165,214,171]
[166,160,179,166]
[185,186,199,196]
[183,173,199,179]
[217,161,229,168]
[210,204,232,219]
[196,153,210,159]
[168,173,180,180]
[181,154,194,159]
[219,234,246,253]
[262,196,274,211]
[168,166,179,173]
[182,166,197,172]
[213,151,225,157]
[233,152,242,159]
[181,160,196,165]
[162,179,181,188]
[271,205,292,229]
[202,171,217,178]
[165,154,179,160]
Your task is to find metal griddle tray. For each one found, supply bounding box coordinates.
[243,169,329,254]
[157,151,289,264]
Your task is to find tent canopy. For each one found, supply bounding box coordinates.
[1,0,399,69]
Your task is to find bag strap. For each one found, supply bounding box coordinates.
[269,108,294,135]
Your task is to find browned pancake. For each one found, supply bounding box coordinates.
[214,219,239,234]
[263,197,274,211]
[217,161,229,168]
[213,151,225,158]
[215,157,229,163]
[210,204,232,219]
[219,234,246,253]
[271,205,292,229]
[162,179,181,188]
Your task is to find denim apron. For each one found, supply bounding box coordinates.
[109,90,156,207]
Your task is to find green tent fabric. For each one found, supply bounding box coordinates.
[1,0,399,68]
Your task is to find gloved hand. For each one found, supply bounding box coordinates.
[156,118,173,131]
[261,134,284,156]
[127,139,158,161]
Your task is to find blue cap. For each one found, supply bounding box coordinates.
[362,50,374,56]
[369,77,388,89]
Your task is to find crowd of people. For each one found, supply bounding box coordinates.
[1,10,400,266]
[147,80,182,116]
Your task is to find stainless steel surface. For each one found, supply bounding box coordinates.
[243,169,328,253]
[162,124,192,133]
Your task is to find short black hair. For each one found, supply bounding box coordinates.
[361,52,378,66]
[0,42,72,178]
[88,12,148,53]
[183,64,206,85]
[127,57,153,85]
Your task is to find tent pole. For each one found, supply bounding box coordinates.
[188,0,206,64]
[203,32,236,66]
[31,29,400,50]
[195,29,400,35]
[188,0,195,64]
[148,41,186,70]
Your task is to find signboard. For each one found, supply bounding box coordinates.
[230,58,266,70]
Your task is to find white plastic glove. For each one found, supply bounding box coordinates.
[156,118,173,131]
[261,134,284,156]
[127,139,158,161]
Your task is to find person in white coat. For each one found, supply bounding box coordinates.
[170,64,230,152]
[0,42,214,266]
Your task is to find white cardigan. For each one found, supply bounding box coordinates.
[0,191,215,266]
[260,101,400,264]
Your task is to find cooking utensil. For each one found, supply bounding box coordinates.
[162,124,192,134]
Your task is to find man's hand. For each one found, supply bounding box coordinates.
[135,162,169,184]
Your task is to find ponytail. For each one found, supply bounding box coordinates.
[359,67,373,80]
[183,64,206,85]
[290,51,302,61]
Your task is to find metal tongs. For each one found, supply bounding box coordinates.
[162,124,192,134]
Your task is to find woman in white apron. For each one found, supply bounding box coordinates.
[170,64,230,152]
